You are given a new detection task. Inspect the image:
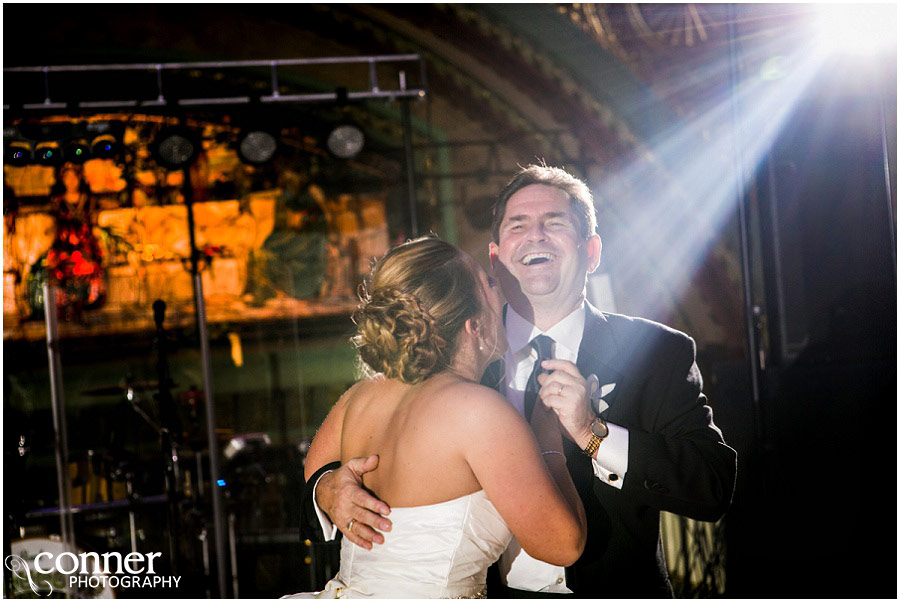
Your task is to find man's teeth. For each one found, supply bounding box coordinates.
[522,252,553,265]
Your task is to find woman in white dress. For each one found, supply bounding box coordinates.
[290,236,586,598]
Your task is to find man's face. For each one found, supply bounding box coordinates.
[489,184,600,319]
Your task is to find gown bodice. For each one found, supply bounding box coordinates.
[287,490,511,599]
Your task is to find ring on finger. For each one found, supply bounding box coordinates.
[347,518,357,533]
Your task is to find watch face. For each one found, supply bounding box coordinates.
[591,419,609,438]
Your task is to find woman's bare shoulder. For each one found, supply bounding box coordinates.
[341,375,392,401]
[430,379,521,425]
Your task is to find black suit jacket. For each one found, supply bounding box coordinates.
[301,304,737,598]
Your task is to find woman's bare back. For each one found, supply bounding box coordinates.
[339,373,492,507]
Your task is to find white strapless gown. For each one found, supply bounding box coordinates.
[284,490,511,598]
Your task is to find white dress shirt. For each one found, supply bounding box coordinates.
[499,303,629,593]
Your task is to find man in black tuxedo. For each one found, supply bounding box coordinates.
[302,164,736,597]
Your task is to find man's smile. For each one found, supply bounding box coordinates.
[520,252,556,266]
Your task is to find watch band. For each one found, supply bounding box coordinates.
[582,416,608,457]
[583,433,602,457]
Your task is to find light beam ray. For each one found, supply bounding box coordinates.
[593,30,831,321]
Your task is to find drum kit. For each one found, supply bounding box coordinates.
[6,301,267,598]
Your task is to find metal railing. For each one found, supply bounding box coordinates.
[4,54,426,111]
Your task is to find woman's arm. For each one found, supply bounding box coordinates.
[303,382,393,549]
[457,385,587,567]
[303,388,349,482]
[529,399,587,556]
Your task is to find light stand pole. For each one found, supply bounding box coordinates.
[43,282,75,598]
[182,169,229,598]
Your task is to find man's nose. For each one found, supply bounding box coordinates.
[525,223,547,241]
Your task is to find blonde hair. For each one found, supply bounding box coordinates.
[352,236,483,384]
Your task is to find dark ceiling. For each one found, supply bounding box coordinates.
[4,3,895,344]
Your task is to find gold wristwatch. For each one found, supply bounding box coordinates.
[583,416,609,457]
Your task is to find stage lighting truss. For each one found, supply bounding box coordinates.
[4,55,426,111]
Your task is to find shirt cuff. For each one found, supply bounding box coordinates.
[312,470,339,541]
[591,422,628,489]
[499,538,573,594]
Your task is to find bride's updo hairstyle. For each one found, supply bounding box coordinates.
[353,236,483,384]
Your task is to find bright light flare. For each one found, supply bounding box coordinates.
[590,33,829,321]
[812,4,896,57]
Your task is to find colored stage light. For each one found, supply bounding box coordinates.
[34,142,63,166]
[91,134,123,159]
[6,142,33,166]
[64,139,91,164]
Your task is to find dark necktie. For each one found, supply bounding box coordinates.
[523,334,555,422]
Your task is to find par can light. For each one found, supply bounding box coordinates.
[5,142,33,166]
[237,130,278,165]
[151,127,201,170]
[64,139,91,164]
[34,142,63,167]
[91,135,123,160]
[327,124,365,159]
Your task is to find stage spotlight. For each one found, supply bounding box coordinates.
[151,127,201,170]
[34,142,63,167]
[327,124,365,159]
[64,139,91,164]
[813,4,896,57]
[237,130,278,165]
[5,142,33,166]
[91,135,123,160]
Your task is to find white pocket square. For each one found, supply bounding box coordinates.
[588,377,616,414]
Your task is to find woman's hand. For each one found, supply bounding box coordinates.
[530,396,564,455]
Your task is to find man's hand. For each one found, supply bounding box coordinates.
[316,455,392,550]
[538,359,594,450]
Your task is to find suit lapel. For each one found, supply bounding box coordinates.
[481,359,505,392]
[481,305,509,392]
[577,303,623,420]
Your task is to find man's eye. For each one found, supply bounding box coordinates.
[487,276,497,288]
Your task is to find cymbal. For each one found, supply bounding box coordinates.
[80,381,168,397]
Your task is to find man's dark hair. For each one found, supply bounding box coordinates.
[491,163,598,242]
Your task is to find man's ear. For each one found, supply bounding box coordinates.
[586,235,602,274]
[488,242,499,270]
